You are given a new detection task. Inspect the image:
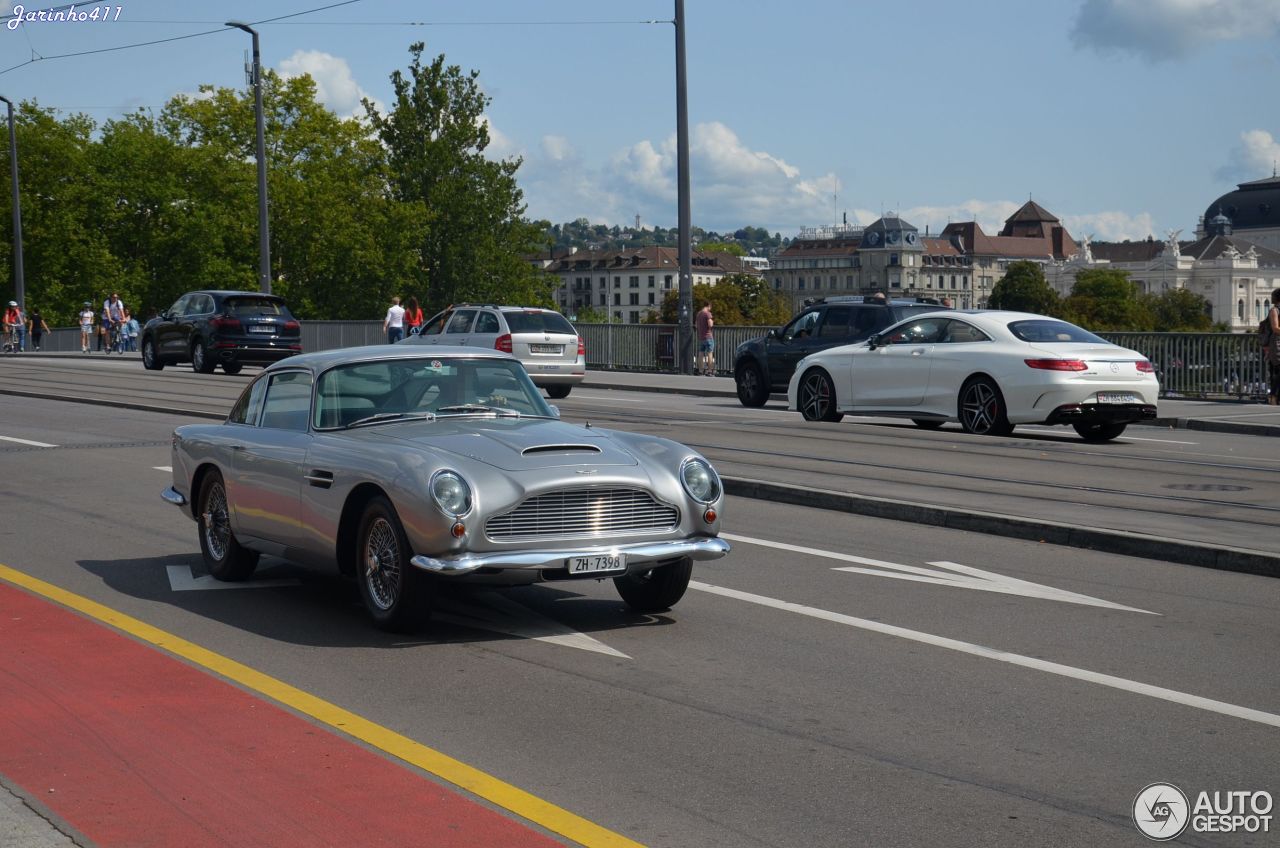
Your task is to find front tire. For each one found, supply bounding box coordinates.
[1073,421,1127,442]
[614,557,693,612]
[546,384,571,399]
[797,368,843,422]
[356,496,427,632]
[142,337,164,370]
[735,361,768,407]
[222,361,243,375]
[958,377,1013,436]
[197,471,259,581]
[192,339,216,373]
[912,419,945,430]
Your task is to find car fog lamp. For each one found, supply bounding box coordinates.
[451,521,466,538]
[680,458,721,504]
[703,508,717,524]
[431,470,472,517]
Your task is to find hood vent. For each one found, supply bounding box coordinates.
[521,444,603,456]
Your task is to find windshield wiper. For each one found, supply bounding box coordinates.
[435,404,527,418]
[345,411,437,429]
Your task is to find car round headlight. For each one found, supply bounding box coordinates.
[680,457,721,504]
[430,470,472,517]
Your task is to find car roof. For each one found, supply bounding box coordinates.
[185,290,286,300]
[263,344,514,374]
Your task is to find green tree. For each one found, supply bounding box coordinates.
[366,43,555,314]
[987,261,1059,315]
[654,274,788,325]
[1145,287,1212,332]
[698,241,746,256]
[1063,268,1153,330]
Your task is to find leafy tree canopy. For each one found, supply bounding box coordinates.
[986,261,1059,315]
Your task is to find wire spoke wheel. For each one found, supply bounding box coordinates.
[202,480,230,562]
[363,516,402,611]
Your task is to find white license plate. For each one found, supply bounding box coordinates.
[1095,392,1139,404]
[566,554,626,575]
[530,344,562,354]
[248,325,275,334]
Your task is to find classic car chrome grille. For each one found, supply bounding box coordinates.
[485,488,679,540]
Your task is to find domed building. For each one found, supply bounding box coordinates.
[1197,175,1280,251]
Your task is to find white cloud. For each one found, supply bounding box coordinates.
[277,50,377,118]
[1215,128,1280,183]
[902,200,1023,236]
[1071,0,1280,61]
[1061,210,1157,242]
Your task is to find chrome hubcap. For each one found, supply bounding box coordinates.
[364,517,400,611]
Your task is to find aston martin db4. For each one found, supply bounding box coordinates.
[162,345,729,630]
[788,311,1158,441]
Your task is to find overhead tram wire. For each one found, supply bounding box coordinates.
[0,0,369,78]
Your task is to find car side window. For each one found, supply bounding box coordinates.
[421,311,449,336]
[259,371,314,431]
[851,307,881,337]
[168,295,190,318]
[940,319,990,344]
[445,310,475,334]
[474,311,501,334]
[885,318,946,345]
[785,309,821,340]
[186,295,211,317]
[817,306,852,338]
[228,376,268,425]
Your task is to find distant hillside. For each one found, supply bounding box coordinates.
[534,219,789,256]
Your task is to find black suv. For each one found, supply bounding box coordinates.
[141,290,302,375]
[733,296,948,406]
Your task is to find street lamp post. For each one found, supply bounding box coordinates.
[225,21,271,294]
[0,95,24,309]
[674,0,692,374]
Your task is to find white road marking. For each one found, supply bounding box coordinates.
[434,591,629,658]
[573,391,647,403]
[688,581,1280,729]
[721,533,1155,614]
[153,465,172,472]
[0,435,57,447]
[166,565,301,591]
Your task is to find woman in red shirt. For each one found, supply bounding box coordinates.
[404,296,425,336]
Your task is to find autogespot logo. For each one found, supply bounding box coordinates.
[1133,782,1189,841]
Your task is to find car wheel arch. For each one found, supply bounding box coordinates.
[189,462,221,521]
[337,483,393,576]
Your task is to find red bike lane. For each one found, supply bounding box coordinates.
[0,582,574,848]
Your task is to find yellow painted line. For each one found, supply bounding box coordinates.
[0,563,644,848]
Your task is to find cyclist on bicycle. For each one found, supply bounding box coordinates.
[3,301,23,352]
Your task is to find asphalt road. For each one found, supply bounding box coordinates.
[1,394,1277,846]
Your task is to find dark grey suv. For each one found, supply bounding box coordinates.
[733,296,947,406]
[141,290,302,375]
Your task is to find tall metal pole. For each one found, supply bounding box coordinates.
[226,21,271,294]
[674,0,693,374]
[0,96,24,308]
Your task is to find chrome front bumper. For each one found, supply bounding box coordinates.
[410,537,731,576]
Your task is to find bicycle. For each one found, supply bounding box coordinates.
[1,325,18,353]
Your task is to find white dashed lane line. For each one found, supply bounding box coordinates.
[0,436,58,448]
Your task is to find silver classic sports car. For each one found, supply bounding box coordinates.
[161,346,729,631]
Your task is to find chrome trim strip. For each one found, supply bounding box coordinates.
[410,537,730,576]
[160,486,188,507]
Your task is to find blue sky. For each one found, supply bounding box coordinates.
[2,0,1279,242]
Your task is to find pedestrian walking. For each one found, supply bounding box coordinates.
[124,309,139,352]
[1266,288,1280,405]
[27,307,49,351]
[384,296,406,344]
[404,296,425,336]
[78,301,95,353]
[695,301,715,376]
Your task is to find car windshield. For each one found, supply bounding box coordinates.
[1007,319,1106,344]
[503,311,576,334]
[224,297,285,317]
[313,357,554,429]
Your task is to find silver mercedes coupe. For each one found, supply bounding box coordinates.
[161,345,730,630]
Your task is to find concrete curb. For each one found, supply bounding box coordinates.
[723,477,1280,579]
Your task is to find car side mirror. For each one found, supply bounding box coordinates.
[548,405,561,419]
[867,333,880,350]
[766,328,778,340]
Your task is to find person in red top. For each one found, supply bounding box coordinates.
[404,296,425,336]
[3,301,24,352]
[695,301,714,376]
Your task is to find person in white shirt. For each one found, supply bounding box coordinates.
[384,296,406,344]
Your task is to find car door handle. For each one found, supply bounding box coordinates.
[229,444,246,450]
[304,470,334,488]
[911,349,925,356]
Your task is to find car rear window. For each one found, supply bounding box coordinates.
[1008,319,1105,344]
[225,297,286,317]
[503,311,576,335]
